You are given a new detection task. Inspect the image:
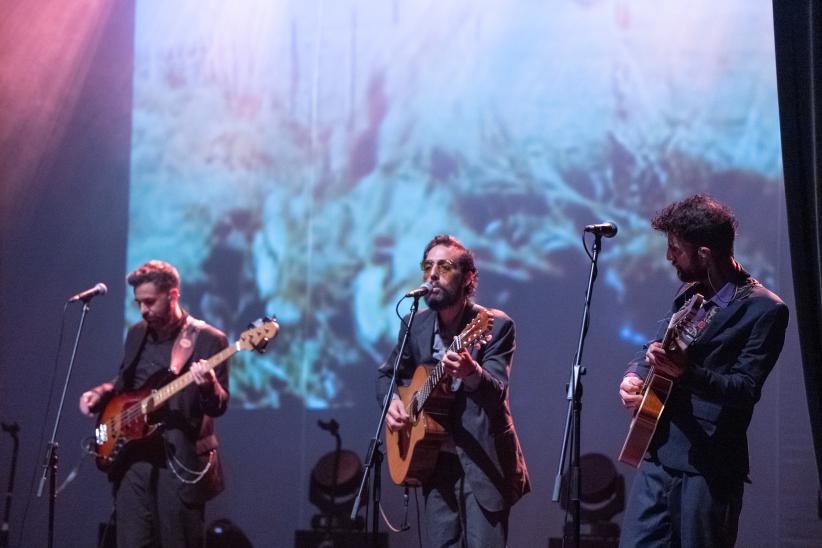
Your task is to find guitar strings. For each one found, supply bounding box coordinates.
[115,343,233,426]
[410,314,485,413]
[115,366,199,428]
[102,325,273,445]
[412,326,463,411]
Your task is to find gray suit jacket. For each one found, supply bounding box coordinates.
[377,303,530,512]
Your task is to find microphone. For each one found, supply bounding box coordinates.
[583,222,618,238]
[405,281,433,298]
[67,282,108,303]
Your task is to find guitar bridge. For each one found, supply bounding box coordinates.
[95,424,108,444]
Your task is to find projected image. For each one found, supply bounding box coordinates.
[128,1,782,408]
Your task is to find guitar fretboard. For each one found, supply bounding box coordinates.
[141,341,240,413]
[410,335,463,415]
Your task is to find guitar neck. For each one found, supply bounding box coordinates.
[411,335,464,412]
[141,341,240,411]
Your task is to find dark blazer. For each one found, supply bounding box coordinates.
[112,318,230,504]
[627,274,788,481]
[377,303,531,512]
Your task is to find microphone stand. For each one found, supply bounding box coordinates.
[351,293,423,548]
[0,423,20,548]
[37,299,94,548]
[552,233,605,548]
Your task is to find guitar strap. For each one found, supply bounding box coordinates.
[169,315,206,375]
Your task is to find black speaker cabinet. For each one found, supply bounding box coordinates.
[295,529,388,548]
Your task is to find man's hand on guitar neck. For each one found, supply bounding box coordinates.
[191,360,217,390]
[645,341,688,379]
[79,383,114,417]
[385,398,411,433]
[443,349,480,380]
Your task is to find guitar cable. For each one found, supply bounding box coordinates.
[55,437,96,496]
[378,487,411,533]
[399,486,410,531]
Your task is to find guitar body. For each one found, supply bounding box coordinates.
[91,315,279,474]
[384,308,494,485]
[618,372,674,467]
[386,365,454,486]
[95,372,167,472]
[618,293,705,468]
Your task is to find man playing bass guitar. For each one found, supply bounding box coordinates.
[618,195,788,547]
[79,260,229,548]
[377,235,530,548]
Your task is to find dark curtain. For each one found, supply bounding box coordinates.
[772,0,822,517]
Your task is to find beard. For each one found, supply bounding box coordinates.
[675,255,708,283]
[675,266,695,282]
[144,300,174,330]
[423,282,463,311]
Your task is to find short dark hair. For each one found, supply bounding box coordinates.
[651,194,738,257]
[422,234,478,297]
[126,260,180,291]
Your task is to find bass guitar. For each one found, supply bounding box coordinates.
[94,316,279,472]
[385,308,493,485]
[618,294,705,467]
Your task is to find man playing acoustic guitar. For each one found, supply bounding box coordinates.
[377,235,530,548]
[618,195,789,547]
[79,260,229,548]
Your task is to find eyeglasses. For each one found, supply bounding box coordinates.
[420,259,458,278]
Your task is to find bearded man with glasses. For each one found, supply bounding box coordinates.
[377,235,530,548]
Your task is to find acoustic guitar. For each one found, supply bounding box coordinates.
[93,316,279,472]
[385,308,494,486]
[618,294,705,467]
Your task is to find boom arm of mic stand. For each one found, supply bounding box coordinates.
[351,295,422,528]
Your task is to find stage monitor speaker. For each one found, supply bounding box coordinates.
[295,529,388,548]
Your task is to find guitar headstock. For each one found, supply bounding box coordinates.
[458,308,494,349]
[662,294,704,352]
[239,315,280,353]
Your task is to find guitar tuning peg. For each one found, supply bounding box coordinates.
[248,314,278,329]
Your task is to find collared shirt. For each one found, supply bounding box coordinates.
[625,281,739,381]
[690,280,738,331]
[709,280,739,308]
